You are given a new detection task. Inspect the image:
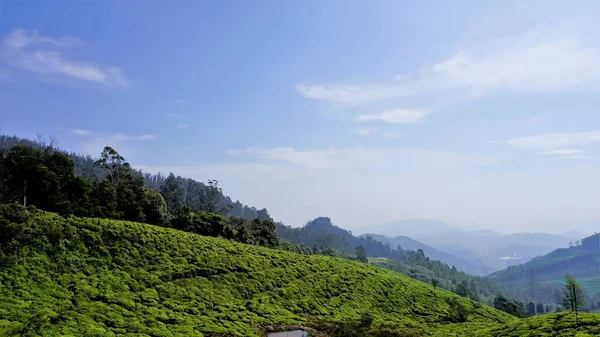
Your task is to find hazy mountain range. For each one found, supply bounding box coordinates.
[359,233,496,276]
[358,219,589,271]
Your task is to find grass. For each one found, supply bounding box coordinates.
[1,208,599,336]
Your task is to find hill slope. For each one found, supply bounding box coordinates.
[361,233,496,276]
[489,233,600,304]
[0,207,516,336]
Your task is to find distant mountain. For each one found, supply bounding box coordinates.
[418,230,580,270]
[356,219,459,238]
[359,233,496,276]
[356,216,588,271]
[489,232,600,304]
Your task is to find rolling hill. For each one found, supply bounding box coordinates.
[359,233,496,276]
[489,232,600,304]
[0,206,517,336]
[1,207,599,336]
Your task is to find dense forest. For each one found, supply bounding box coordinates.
[0,136,526,316]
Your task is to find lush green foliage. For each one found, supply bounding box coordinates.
[475,313,600,337]
[0,207,519,336]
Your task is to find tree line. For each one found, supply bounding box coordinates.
[0,135,272,221]
[0,144,282,249]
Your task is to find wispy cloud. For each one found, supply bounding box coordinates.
[490,131,600,151]
[356,109,429,124]
[353,127,378,136]
[538,149,586,156]
[174,99,185,105]
[382,131,403,139]
[227,146,495,172]
[297,32,600,104]
[137,134,157,140]
[176,124,190,129]
[164,113,178,118]
[296,83,402,105]
[68,128,92,136]
[1,29,129,87]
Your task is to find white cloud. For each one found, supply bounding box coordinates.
[357,109,429,124]
[1,29,128,87]
[164,113,178,118]
[176,124,190,129]
[68,128,92,136]
[382,131,403,139]
[137,134,157,140]
[491,131,600,151]
[3,29,84,48]
[353,127,378,136]
[297,32,600,104]
[539,149,586,156]
[174,99,185,105]
[296,83,405,105]
[227,146,495,172]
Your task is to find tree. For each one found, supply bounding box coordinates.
[526,301,536,317]
[354,245,368,263]
[250,219,279,248]
[0,151,8,200]
[558,275,586,326]
[455,280,471,298]
[96,146,125,184]
[160,173,184,216]
[142,189,168,226]
[546,305,552,313]
[536,302,544,315]
[493,295,524,317]
[199,179,229,215]
[95,147,145,222]
[447,298,468,322]
[431,278,439,290]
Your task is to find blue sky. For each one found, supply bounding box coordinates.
[2,0,600,233]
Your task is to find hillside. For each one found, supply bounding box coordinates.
[489,233,600,304]
[361,234,495,276]
[276,217,517,304]
[0,207,519,336]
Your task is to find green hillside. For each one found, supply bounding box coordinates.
[489,233,600,305]
[0,207,517,336]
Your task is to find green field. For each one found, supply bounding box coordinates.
[1,208,600,336]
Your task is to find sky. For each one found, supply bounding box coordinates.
[2,0,600,234]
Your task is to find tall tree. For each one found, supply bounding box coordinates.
[143,189,168,226]
[95,146,125,185]
[526,301,536,317]
[558,275,586,326]
[160,173,184,216]
[354,245,368,263]
[199,179,229,215]
[250,219,279,248]
[0,151,7,199]
[431,278,439,290]
[94,147,145,222]
[536,302,544,316]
